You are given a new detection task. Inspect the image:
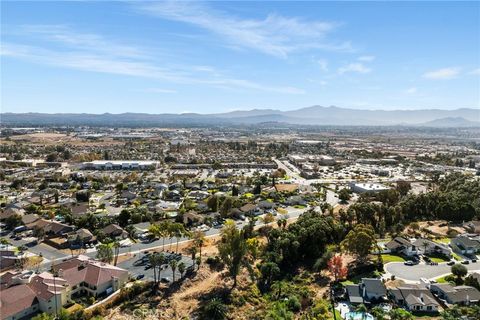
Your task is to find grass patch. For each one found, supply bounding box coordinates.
[452,253,462,261]
[380,254,406,263]
[436,237,451,244]
[435,274,452,283]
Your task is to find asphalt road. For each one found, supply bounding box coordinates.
[385,261,480,281]
[3,205,308,270]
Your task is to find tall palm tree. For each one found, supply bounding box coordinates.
[186,245,197,267]
[178,261,186,279]
[193,230,206,261]
[113,240,120,266]
[169,259,178,282]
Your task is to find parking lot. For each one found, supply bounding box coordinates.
[118,251,194,283]
[385,261,480,281]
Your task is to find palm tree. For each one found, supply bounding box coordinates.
[192,230,206,261]
[186,244,197,266]
[96,243,113,263]
[169,259,178,282]
[178,261,186,279]
[148,252,166,288]
[113,240,120,266]
[355,304,368,320]
[174,223,187,253]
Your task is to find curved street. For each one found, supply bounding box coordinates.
[384,261,480,282]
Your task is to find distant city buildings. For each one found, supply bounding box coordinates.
[82,160,159,170]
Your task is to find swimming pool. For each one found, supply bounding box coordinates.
[344,312,374,320]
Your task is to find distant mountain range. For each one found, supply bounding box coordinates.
[1,106,479,127]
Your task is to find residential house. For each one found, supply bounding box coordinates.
[450,235,480,256]
[346,278,387,304]
[430,283,480,305]
[0,271,68,320]
[389,284,440,313]
[102,224,128,239]
[412,238,452,257]
[0,206,25,221]
[52,255,129,298]
[385,237,416,256]
[464,221,480,234]
[0,250,19,270]
[239,203,257,215]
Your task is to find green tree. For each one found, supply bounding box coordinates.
[338,188,351,203]
[259,261,280,289]
[32,313,55,320]
[200,298,228,320]
[192,230,206,261]
[96,243,113,263]
[451,263,468,282]
[178,261,186,279]
[266,302,294,320]
[207,195,219,211]
[218,220,248,288]
[341,224,376,262]
[169,259,178,282]
[389,308,414,320]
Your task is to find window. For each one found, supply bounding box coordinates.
[427,306,432,311]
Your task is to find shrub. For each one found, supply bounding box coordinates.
[286,295,301,312]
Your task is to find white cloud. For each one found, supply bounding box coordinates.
[405,87,417,94]
[423,67,461,80]
[0,35,305,94]
[317,59,329,71]
[338,62,371,74]
[138,1,352,58]
[358,55,375,62]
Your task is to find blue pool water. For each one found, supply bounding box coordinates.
[344,312,374,320]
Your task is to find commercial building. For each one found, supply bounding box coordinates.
[350,183,390,193]
[82,160,159,170]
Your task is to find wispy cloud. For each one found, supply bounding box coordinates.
[358,55,375,62]
[338,62,371,74]
[138,1,352,58]
[1,25,305,95]
[423,67,461,80]
[405,87,417,94]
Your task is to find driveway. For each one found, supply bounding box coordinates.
[385,261,480,281]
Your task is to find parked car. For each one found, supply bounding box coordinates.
[461,260,470,265]
[447,261,455,266]
[404,261,414,266]
[136,274,145,280]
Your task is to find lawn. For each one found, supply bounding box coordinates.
[435,274,452,283]
[452,252,463,261]
[380,254,405,263]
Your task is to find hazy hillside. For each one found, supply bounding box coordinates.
[2,106,479,127]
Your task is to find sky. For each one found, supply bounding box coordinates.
[1,1,479,114]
